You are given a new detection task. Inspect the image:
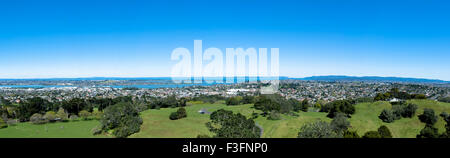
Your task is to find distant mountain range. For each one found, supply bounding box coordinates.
[291,75,449,83]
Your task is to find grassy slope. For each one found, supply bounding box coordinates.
[1,99,449,138]
[0,120,104,138]
[131,99,450,138]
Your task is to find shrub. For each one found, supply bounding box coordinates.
[379,109,398,123]
[417,125,439,138]
[362,131,381,138]
[251,112,259,119]
[378,125,393,138]
[43,111,57,122]
[325,100,355,118]
[343,130,360,138]
[30,113,48,124]
[170,107,187,120]
[56,108,68,121]
[418,108,438,126]
[297,121,340,138]
[402,103,418,118]
[79,110,92,120]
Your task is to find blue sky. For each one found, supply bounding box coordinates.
[0,0,449,80]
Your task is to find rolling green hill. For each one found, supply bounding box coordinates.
[1,99,449,138]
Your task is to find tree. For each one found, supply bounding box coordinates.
[100,102,143,138]
[17,97,51,121]
[379,109,398,123]
[417,125,439,138]
[62,98,90,115]
[169,107,187,120]
[325,100,355,118]
[297,121,340,138]
[330,112,350,134]
[377,125,393,138]
[418,108,438,126]
[43,111,57,122]
[402,103,418,118]
[362,131,381,138]
[206,109,260,138]
[56,108,68,121]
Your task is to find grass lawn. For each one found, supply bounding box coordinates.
[0,120,105,138]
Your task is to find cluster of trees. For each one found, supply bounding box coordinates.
[97,102,143,138]
[225,95,256,106]
[297,113,351,138]
[190,95,224,104]
[206,109,260,138]
[379,103,418,123]
[320,99,356,118]
[374,88,427,101]
[416,108,450,138]
[147,96,186,109]
[169,107,187,120]
[253,94,308,117]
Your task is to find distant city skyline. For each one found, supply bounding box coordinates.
[0,0,449,80]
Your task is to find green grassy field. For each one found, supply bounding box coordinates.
[0,120,105,138]
[1,99,449,138]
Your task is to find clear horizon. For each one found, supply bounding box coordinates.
[1,0,449,80]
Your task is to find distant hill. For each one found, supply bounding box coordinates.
[291,75,449,83]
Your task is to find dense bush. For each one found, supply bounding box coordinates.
[379,109,398,123]
[206,109,260,138]
[418,108,438,126]
[100,102,143,138]
[378,125,393,138]
[324,99,355,118]
[69,115,79,121]
[379,103,417,123]
[439,112,450,138]
[417,125,439,138]
[169,107,187,120]
[297,121,340,138]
